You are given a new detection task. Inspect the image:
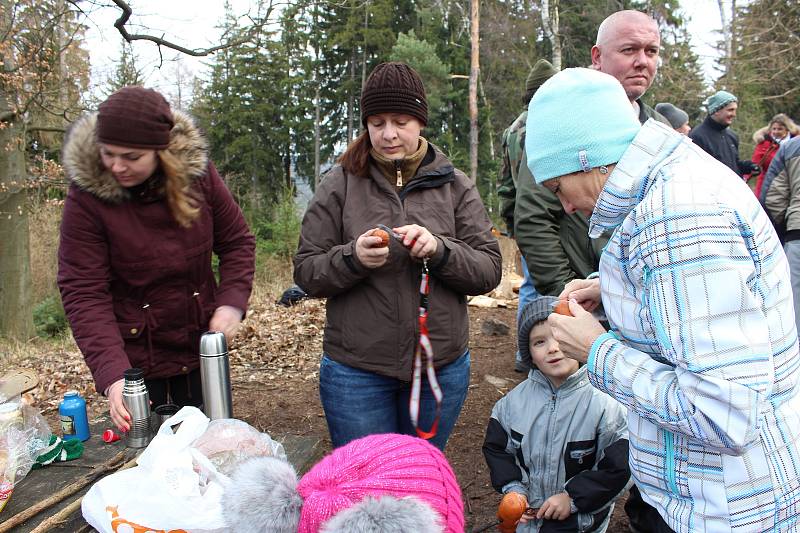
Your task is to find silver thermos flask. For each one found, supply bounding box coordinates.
[122,368,151,448]
[199,331,233,419]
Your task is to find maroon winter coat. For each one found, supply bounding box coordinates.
[58,111,255,394]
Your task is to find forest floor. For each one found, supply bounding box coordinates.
[14,295,631,532]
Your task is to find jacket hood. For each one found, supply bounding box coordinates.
[752,125,772,145]
[753,114,800,144]
[62,110,208,203]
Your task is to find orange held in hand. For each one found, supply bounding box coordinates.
[553,299,572,316]
[497,492,528,533]
[371,229,390,248]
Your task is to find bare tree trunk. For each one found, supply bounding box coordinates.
[347,53,355,144]
[313,1,321,186]
[359,0,369,138]
[469,0,479,184]
[717,0,736,79]
[478,75,496,214]
[0,5,35,339]
[541,0,561,71]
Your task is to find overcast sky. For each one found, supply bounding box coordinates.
[81,0,729,106]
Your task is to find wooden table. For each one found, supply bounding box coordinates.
[0,414,322,532]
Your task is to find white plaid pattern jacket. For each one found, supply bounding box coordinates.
[587,120,800,532]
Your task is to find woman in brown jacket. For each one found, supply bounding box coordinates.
[294,62,501,450]
[58,87,255,432]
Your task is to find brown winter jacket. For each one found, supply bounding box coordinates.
[294,143,501,380]
[58,111,255,394]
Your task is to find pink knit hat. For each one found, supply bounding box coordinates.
[222,433,464,533]
[297,433,464,532]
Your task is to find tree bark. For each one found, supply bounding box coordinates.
[0,3,35,341]
[313,1,321,187]
[469,0,479,184]
[541,0,561,71]
[347,52,355,144]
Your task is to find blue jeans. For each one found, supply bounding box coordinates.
[319,351,471,451]
[516,259,538,366]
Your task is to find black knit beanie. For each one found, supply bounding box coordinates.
[361,62,428,127]
[97,86,175,150]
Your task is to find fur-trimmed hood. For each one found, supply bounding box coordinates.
[752,114,800,144]
[62,110,208,203]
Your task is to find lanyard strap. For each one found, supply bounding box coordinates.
[409,259,443,440]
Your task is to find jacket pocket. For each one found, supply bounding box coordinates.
[118,321,145,340]
[564,438,597,480]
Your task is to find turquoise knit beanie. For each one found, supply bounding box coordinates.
[704,90,737,115]
[525,68,640,185]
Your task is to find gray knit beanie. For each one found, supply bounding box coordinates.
[517,296,558,370]
[655,103,689,130]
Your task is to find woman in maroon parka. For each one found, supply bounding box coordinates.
[58,87,255,431]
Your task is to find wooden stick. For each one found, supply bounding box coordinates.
[0,450,129,533]
[29,456,140,533]
[27,496,83,533]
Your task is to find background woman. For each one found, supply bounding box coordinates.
[294,62,501,451]
[752,113,799,197]
[59,86,255,432]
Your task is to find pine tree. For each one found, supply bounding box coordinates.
[104,40,144,96]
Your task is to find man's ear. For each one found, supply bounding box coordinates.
[590,45,602,69]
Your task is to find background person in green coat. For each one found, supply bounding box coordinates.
[496,58,557,372]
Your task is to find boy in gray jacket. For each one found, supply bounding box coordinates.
[482,296,629,532]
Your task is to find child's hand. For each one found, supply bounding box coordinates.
[536,492,572,521]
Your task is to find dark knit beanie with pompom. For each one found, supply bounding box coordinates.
[97,86,175,150]
[360,62,428,127]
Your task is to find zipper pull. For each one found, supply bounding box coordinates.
[394,160,403,187]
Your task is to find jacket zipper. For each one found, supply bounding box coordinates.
[394,160,403,187]
[545,390,558,497]
[664,429,680,495]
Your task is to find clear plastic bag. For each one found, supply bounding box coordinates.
[190,419,286,476]
[0,395,52,512]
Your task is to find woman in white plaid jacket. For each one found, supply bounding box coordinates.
[525,68,800,532]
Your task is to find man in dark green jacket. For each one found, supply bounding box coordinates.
[518,10,669,298]
[497,59,557,371]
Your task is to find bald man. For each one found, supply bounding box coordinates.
[517,10,668,304]
[591,10,667,124]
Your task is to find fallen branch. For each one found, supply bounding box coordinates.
[27,496,83,533]
[0,450,129,533]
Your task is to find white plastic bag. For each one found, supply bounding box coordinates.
[0,396,51,513]
[191,418,286,476]
[82,406,229,533]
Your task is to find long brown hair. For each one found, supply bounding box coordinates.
[158,149,200,228]
[337,131,372,177]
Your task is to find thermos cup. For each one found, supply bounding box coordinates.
[59,390,90,441]
[199,331,233,419]
[200,331,233,420]
[122,368,151,448]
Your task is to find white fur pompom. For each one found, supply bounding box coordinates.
[222,456,302,532]
[320,496,443,533]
